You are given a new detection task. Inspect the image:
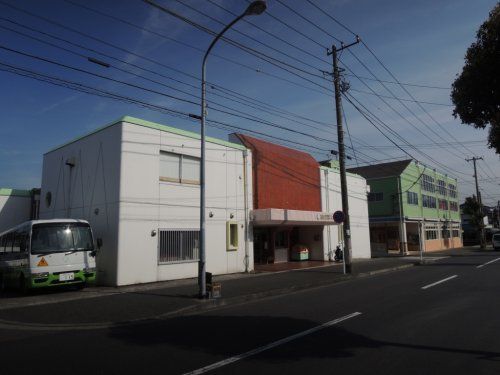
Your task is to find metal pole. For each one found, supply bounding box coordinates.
[199,59,207,298]
[198,8,264,298]
[466,157,485,249]
[497,201,500,228]
[419,220,424,264]
[332,46,352,273]
[143,0,266,298]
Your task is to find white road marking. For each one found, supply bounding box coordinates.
[477,257,500,269]
[421,275,458,290]
[182,312,362,375]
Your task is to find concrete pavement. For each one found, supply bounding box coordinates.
[1,247,500,374]
[0,253,445,320]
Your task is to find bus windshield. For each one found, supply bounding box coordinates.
[31,223,94,254]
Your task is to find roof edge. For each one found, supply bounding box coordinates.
[0,188,32,197]
[45,116,247,154]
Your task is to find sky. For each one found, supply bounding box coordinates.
[0,0,499,205]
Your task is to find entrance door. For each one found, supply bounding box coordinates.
[254,228,270,264]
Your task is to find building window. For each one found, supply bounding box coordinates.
[441,229,451,238]
[407,191,418,205]
[368,192,383,202]
[421,174,435,193]
[158,229,199,264]
[450,201,458,211]
[438,199,448,210]
[425,230,438,240]
[159,151,200,184]
[452,229,460,237]
[422,195,437,208]
[448,184,457,198]
[437,180,447,196]
[226,221,239,251]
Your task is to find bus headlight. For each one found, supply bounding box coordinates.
[31,272,49,279]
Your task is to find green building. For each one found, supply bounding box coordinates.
[348,159,462,254]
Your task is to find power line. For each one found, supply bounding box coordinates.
[0,44,356,152]
[348,87,452,107]
[279,0,474,165]
[1,0,332,97]
[141,0,332,85]
[275,0,342,43]
[171,0,326,73]
[243,0,328,49]
[205,0,330,67]
[305,0,449,90]
[0,61,336,156]
[344,91,472,179]
[0,16,338,137]
[358,42,476,155]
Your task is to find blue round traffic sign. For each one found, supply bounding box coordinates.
[333,210,345,223]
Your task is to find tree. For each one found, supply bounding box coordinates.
[451,3,500,153]
[462,195,486,248]
[462,196,483,227]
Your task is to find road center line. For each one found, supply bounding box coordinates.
[182,312,362,375]
[421,275,458,290]
[477,257,500,269]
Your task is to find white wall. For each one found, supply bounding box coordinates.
[40,119,253,286]
[116,121,252,285]
[39,124,122,285]
[321,167,371,259]
[0,194,32,233]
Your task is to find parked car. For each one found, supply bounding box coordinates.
[492,233,500,250]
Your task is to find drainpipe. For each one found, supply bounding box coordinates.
[243,150,250,272]
[324,168,332,261]
[398,176,408,254]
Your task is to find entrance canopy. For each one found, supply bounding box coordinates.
[251,208,338,226]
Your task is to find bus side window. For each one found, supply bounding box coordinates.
[18,231,27,253]
[0,235,4,253]
[12,232,21,253]
[4,233,13,253]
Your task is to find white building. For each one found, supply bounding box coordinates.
[0,188,38,233]
[38,116,371,287]
[40,116,253,286]
[320,163,371,260]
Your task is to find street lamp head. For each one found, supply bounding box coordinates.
[244,1,266,16]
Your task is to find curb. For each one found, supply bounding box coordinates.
[0,261,417,331]
[175,262,418,317]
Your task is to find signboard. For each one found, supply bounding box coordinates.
[333,210,345,224]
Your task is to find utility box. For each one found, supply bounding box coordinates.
[291,244,309,261]
[206,272,221,299]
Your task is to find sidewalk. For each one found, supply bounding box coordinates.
[0,255,438,328]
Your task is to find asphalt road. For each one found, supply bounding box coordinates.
[1,252,500,374]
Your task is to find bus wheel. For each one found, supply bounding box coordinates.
[19,275,28,295]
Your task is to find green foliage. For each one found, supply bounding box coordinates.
[462,195,484,228]
[451,3,500,153]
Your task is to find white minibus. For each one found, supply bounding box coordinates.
[0,219,98,292]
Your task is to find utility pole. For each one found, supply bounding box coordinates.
[466,156,485,248]
[327,36,360,274]
[497,200,499,229]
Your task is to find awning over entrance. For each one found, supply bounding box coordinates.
[251,208,338,226]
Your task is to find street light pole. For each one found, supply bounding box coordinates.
[144,0,266,299]
[198,1,266,298]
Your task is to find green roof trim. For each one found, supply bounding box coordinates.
[121,116,247,150]
[0,188,31,197]
[46,115,247,154]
